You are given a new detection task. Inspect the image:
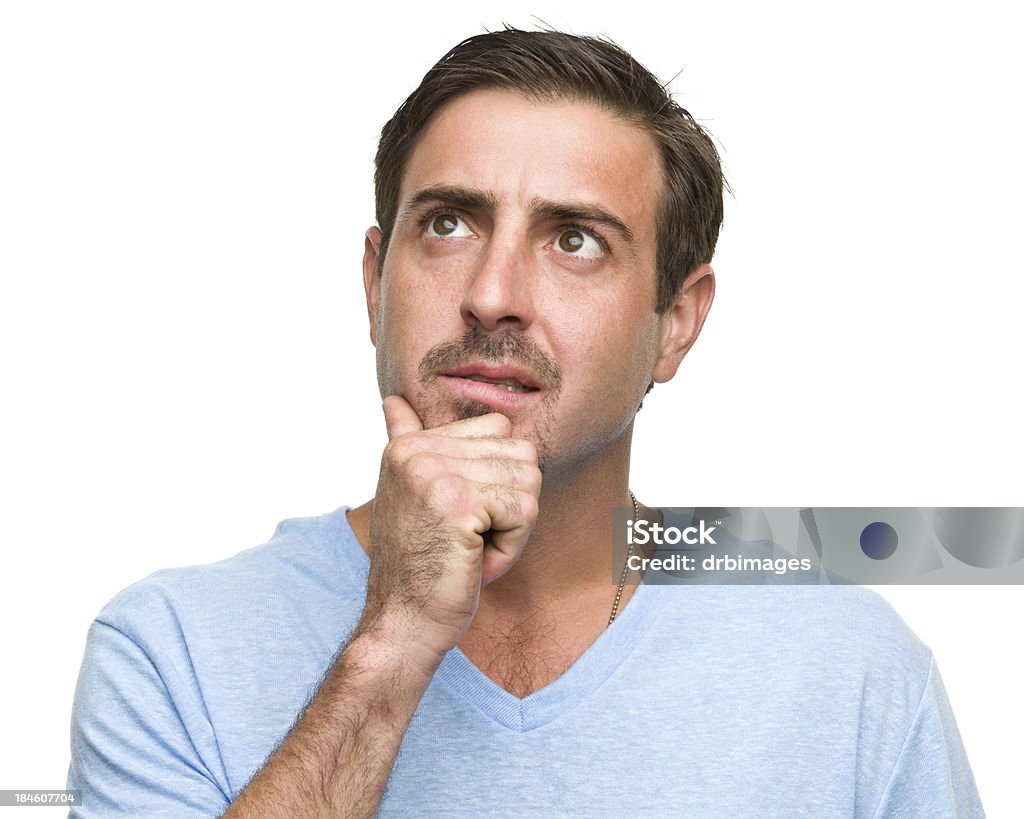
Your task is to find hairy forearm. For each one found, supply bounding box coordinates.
[222,623,439,818]
[222,402,539,816]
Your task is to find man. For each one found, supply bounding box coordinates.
[68,29,983,817]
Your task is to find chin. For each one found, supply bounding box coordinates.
[412,397,492,430]
[449,397,501,423]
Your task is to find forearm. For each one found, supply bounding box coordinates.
[222,401,539,816]
[223,622,440,818]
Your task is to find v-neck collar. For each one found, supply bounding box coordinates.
[433,579,663,732]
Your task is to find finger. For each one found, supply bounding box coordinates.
[383,395,424,440]
[478,483,538,540]
[425,455,542,494]
[397,436,539,471]
[480,489,538,585]
[444,481,536,542]
[481,539,528,586]
[431,411,512,439]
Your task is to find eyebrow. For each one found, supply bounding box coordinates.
[401,185,500,218]
[399,185,637,247]
[529,197,636,247]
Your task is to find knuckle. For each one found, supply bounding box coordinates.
[423,474,457,506]
[514,439,538,464]
[453,512,486,540]
[520,493,539,524]
[488,456,518,483]
[405,451,441,485]
[498,485,521,517]
[382,434,417,467]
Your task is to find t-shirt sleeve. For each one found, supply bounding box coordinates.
[67,619,231,819]
[870,658,985,818]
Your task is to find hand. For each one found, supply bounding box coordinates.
[358,395,541,669]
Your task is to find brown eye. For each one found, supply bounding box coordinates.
[555,228,603,258]
[558,230,585,252]
[425,212,471,238]
[431,214,459,235]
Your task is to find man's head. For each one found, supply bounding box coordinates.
[362,30,721,473]
[373,28,724,315]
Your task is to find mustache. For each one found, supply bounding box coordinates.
[418,328,563,392]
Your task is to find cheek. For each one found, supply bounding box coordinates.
[374,284,416,391]
[382,247,471,322]
[556,306,660,400]
[375,272,461,381]
[569,287,659,365]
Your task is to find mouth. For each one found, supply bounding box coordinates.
[459,374,538,394]
[436,363,544,409]
[442,363,542,392]
[417,328,562,410]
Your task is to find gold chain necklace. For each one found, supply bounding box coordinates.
[608,490,640,627]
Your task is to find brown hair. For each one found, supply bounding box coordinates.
[374,28,725,313]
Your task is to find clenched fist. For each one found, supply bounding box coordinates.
[358,395,542,673]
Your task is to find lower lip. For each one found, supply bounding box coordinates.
[437,375,543,412]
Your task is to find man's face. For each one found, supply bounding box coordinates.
[364,89,681,474]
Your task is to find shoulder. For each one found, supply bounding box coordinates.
[92,506,366,658]
[765,583,929,657]
[769,584,933,693]
[69,507,368,811]
[636,584,981,815]
[649,508,934,683]
[649,583,934,706]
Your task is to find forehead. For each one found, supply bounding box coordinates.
[398,89,661,245]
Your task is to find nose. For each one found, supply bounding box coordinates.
[459,233,535,331]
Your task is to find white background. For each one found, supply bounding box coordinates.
[1,1,1020,815]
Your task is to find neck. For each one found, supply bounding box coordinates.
[483,429,635,610]
[464,430,646,697]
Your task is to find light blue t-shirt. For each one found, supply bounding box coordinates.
[67,507,984,817]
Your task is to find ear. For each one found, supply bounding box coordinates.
[362,227,384,346]
[651,263,715,383]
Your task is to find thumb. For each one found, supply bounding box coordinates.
[382,394,424,440]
